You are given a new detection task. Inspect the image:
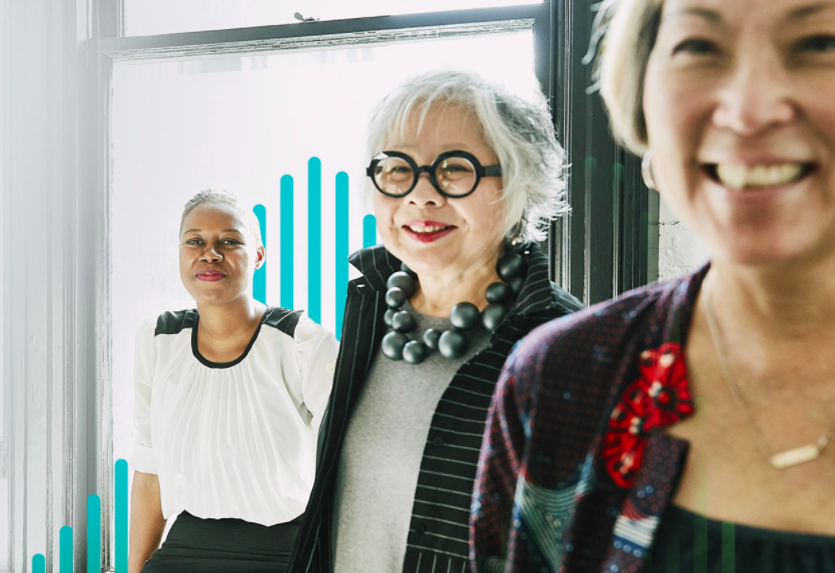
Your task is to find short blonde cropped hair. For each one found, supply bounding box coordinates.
[180,189,263,249]
[595,0,664,156]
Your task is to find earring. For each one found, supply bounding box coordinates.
[506,219,525,249]
[642,150,657,190]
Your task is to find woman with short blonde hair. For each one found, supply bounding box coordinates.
[472,0,835,570]
[129,190,338,572]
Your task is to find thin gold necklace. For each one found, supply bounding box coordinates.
[704,275,835,469]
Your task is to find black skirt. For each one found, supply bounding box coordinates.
[141,512,300,573]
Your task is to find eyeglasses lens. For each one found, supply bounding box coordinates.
[434,157,476,196]
[374,155,477,197]
[374,157,413,197]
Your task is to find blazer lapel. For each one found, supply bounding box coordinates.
[602,431,690,571]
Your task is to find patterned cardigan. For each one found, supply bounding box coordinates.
[470,264,708,573]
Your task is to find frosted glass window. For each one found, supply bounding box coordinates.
[108,35,539,554]
[124,0,542,36]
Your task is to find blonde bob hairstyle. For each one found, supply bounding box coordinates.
[365,67,569,243]
[595,0,664,156]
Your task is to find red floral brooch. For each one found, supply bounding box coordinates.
[603,342,694,487]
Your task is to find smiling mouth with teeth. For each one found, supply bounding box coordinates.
[705,163,816,189]
[406,225,454,233]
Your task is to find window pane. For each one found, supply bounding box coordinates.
[0,71,6,571]
[109,30,537,544]
[124,0,542,36]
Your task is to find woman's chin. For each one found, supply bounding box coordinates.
[714,235,834,269]
[396,252,457,276]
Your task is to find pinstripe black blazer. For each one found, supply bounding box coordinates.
[288,243,583,573]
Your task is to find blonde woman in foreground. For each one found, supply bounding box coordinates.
[472,0,835,571]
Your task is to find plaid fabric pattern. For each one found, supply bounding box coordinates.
[471,264,709,573]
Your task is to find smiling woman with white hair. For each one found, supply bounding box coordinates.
[288,68,582,573]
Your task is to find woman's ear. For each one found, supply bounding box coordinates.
[255,246,266,270]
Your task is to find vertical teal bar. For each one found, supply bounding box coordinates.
[722,522,735,573]
[280,175,294,309]
[694,396,708,573]
[115,459,128,573]
[33,554,45,573]
[694,513,708,573]
[253,204,267,304]
[666,521,680,573]
[335,172,350,341]
[88,495,101,573]
[363,214,376,248]
[308,158,322,323]
[60,526,73,572]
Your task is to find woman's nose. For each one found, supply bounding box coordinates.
[200,244,223,262]
[407,172,447,208]
[712,56,797,136]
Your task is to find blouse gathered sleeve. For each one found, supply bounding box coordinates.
[294,315,339,434]
[470,341,540,573]
[132,319,158,475]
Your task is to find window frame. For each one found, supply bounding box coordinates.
[0,0,660,568]
[85,2,660,570]
[96,4,554,571]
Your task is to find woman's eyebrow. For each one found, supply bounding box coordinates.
[664,7,723,24]
[789,2,835,20]
[182,229,201,234]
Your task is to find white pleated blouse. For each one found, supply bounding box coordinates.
[131,307,338,526]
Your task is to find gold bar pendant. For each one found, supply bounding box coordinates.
[769,444,821,469]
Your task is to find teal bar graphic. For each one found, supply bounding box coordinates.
[722,522,735,573]
[335,172,350,340]
[363,214,376,248]
[280,175,294,309]
[33,554,45,573]
[253,204,267,304]
[115,459,128,573]
[60,526,73,572]
[666,521,680,573]
[88,495,101,573]
[309,158,322,324]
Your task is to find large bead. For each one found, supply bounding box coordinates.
[508,276,524,294]
[391,310,417,333]
[423,328,442,350]
[387,271,417,298]
[400,262,417,277]
[450,302,480,330]
[384,308,395,327]
[438,329,468,359]
[402,341,429,364]
[497,253,526,281]
[485,282,511,304]
[381,331,409,360]
[481,303,508,331]
[385,287,407,309]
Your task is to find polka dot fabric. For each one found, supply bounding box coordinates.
[470,264,709,573]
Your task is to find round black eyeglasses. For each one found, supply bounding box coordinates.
[366,150,502,199]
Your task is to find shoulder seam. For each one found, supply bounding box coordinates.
[154,309,196,336]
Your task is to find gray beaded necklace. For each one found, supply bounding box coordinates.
[381,248,528,364]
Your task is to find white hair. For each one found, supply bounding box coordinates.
[365,67,569,242]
